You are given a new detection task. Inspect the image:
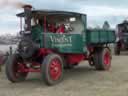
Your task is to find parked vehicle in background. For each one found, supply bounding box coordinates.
[115,20,128,55]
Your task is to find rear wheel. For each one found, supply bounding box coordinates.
[5,54,28,82]
[94,48,111,70]
[41,54,64,86]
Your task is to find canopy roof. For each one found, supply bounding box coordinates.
[16,9,86,17]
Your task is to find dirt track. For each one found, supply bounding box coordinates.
[0,52,128,96]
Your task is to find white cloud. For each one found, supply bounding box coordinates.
[1,0,128,35]
[0,14,18,22]
[75,5,128,28]
[78,5,128,17]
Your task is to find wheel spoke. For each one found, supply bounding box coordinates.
[50,58,62,80]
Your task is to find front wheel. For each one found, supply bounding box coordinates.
[5,54,28,82]
[41,54,64,86]
[94,48,111,70]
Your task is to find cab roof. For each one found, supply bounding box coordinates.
[16,9,86,17]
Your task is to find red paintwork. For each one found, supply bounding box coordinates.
[18,47,91,73]
[38,49,88,65]
[18,62,41,73]
[16,48,52,73]
[103,50,111,70]
[65,47,93,65]
[37,48,53,57]
[56,24,65,33]
[104,51,110,65]
[17,48,90,73]
[50,58,62,80]
[16,48,53,73]
[13,61,27,78]
[67,54,86,65]
[48,24,56,32]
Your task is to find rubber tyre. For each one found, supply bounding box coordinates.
[5,54,28,83]
[94,48,111,70]
[41,54,64,86]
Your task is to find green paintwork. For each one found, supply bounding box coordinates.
[86,29,115,44]
[30,13,115,54]
[31,28,115,54]
[31,25,44,47]
[42,33,86,53]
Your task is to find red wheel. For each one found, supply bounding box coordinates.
[104,51,111,68]
[49,58,62,80]
[6,54,28,82]
[42,54,64,86]
[94,48,111,70]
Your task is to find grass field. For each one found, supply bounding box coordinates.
[0,45,128,96]
[0,54,128,96]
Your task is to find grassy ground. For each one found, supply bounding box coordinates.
[0,53,128,96]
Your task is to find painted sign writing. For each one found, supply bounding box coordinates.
[50,35,72,47]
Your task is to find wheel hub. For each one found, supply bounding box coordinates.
[50,59,62,80]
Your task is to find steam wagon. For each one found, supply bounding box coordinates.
[6,5,115,86]
[115,20,128,55]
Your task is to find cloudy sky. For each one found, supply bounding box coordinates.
[0,0,128,35]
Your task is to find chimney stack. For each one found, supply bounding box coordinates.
[23,5,32,34]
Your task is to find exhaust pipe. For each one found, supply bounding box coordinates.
[23,5,32,34]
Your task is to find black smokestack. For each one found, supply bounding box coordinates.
[23,5,32,34]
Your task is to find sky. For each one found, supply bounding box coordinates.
[0,0,128,35]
